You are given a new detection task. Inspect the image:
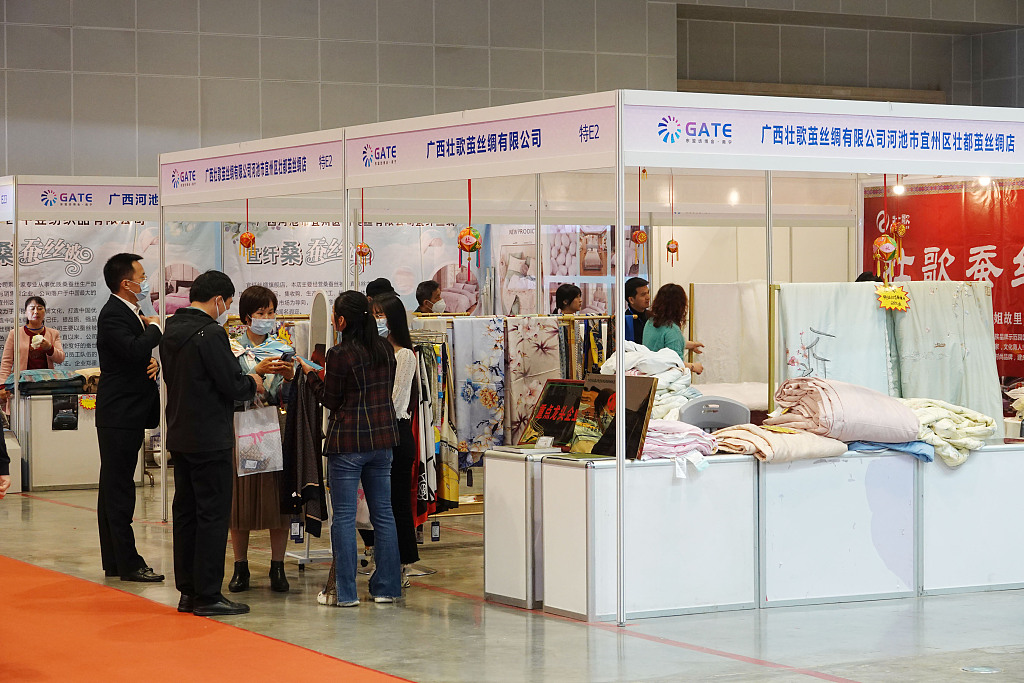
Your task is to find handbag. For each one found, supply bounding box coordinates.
[234,401,284,477]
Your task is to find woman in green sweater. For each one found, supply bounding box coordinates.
[642,283,704,374]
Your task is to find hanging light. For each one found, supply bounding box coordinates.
[979,176,992,187]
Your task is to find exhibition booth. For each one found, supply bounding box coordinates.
[0,176,158,491]
[159,90,1024,623]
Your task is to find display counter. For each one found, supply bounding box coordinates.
[483,450,545,608]
[541,454,758,621]
[5,431,23,494]
[759,450,916,606]
[919,443,1024,594]
[17,395,140,490]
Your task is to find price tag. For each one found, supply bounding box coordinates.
[536,436,554,448]
[876,284,910,312]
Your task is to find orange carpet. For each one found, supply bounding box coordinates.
[0,555,409,682]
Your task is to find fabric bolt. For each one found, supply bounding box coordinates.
[558,325,570,379]
[778,282,892,395]
[897,397,997,467]
[452,317,505,461]
[764,377,920,443]
[690,281,768,385]
[847,440,935,463]
[894,281,1004,438]
[506,316,561,443]
[713,423,848,463]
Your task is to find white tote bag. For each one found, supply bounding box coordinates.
[234,404,284,476]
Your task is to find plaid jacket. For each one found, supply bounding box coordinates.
[305,341,399,454]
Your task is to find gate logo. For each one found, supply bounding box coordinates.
[657,116,683,143]
[41,190,57,207]
[170,168,197,189]
[362,143,398,168]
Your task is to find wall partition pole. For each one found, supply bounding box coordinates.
[765,171,774,413]
[343,189,352,292]
[11,177,20,440]
[614,92,627,628]
[158,203,168,521]
[535,174,543,313]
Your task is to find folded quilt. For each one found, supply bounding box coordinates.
[712,423,848,463]
[847,440,935,463]
[600,341,685,376]
[764,377,920,443]
[641,419,717,460]
[896,397,996,467]
[601,341,701,421]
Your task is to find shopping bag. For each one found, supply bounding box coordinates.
[355,485,373,530]
[234,405,284,476]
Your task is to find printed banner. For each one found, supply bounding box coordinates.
[625,105,1024,166]
[862,180,1024,376]
[18,184,159,219]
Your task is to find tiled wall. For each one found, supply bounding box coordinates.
[678,18,966,102]
[969,29,1024,106]
[674,0,1024,24]
[0,0,678,177]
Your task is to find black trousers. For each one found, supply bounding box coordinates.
[97,427,146,576]
[172,448,233,603]
[358,419,420,565]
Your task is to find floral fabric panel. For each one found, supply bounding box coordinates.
[506,316,562,442]
[452,317,506,461]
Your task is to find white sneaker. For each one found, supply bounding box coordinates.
[373,596,397,604]
[358,547,374,575]
[317,590,359,607]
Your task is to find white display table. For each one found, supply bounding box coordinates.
[483,449,545,608]
[541,454,758,621]
[5,431,22,494]
[919,443,1024,594]
[17,395,140,490]
[759,450,916,606]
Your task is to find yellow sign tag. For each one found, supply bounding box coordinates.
[762,425,799,434]
[876,284,910,312]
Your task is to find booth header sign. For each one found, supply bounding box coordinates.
[346,106,615,181]
[624,105,1023,166]
[160,140,345,201]
[19,184,159,217]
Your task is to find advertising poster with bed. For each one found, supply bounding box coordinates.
[863,180,1024,381]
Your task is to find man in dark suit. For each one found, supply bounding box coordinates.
[95,252,164,582]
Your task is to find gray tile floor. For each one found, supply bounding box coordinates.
[3,484,1024,682]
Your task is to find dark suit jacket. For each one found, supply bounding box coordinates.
[95,295,162,430]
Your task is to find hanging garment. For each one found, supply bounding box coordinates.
[280,370,327,537]
[778,282,893,395]
[414,351,437,519]
[452,317,505,463]
[894,281,1004,437]
[690,281,769,385]
[506,316,562,443]
[557,324,571,379]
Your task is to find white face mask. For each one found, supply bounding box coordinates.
[215,297,229,326]
[431,299,446,314]
[376,318,389,337]
[249,316,276,336]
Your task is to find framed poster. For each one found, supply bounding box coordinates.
[518,379,585,447]
[569,375,657,459]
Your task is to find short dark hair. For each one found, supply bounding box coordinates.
[855,271,884,282]
[238,285,278,324]
[103,253,142,293]
[189,270,235,303]
[24,296,46,311]
[365,277,394,299]
[554,284,582,313]
[625,277,648,301]
[649,283,688,328]
[415,280,440,306]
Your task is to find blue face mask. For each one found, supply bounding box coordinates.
[129,277,150,303]
[249,317,276,336]
[376,318,389,337]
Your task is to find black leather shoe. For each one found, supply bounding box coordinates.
[104,569,118,578]
[269,561,289,593]
[177,594,194,613]
[121,567,165,582]
[228,561,250,593]
[193,597,250,617]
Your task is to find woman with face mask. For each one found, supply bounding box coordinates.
[226,285,296,595]
[356,293,420,585]
[0,296,66,412]
[298,291,402,607]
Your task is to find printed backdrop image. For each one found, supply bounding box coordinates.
[863,180,1024,376]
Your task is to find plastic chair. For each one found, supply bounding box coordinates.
[678,396,750,433]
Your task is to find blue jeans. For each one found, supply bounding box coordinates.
[327,448,402,602]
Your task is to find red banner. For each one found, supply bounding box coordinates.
[863,179,1024,377]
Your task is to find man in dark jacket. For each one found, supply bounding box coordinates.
[161,270,264,617]
[95,253,163,582]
